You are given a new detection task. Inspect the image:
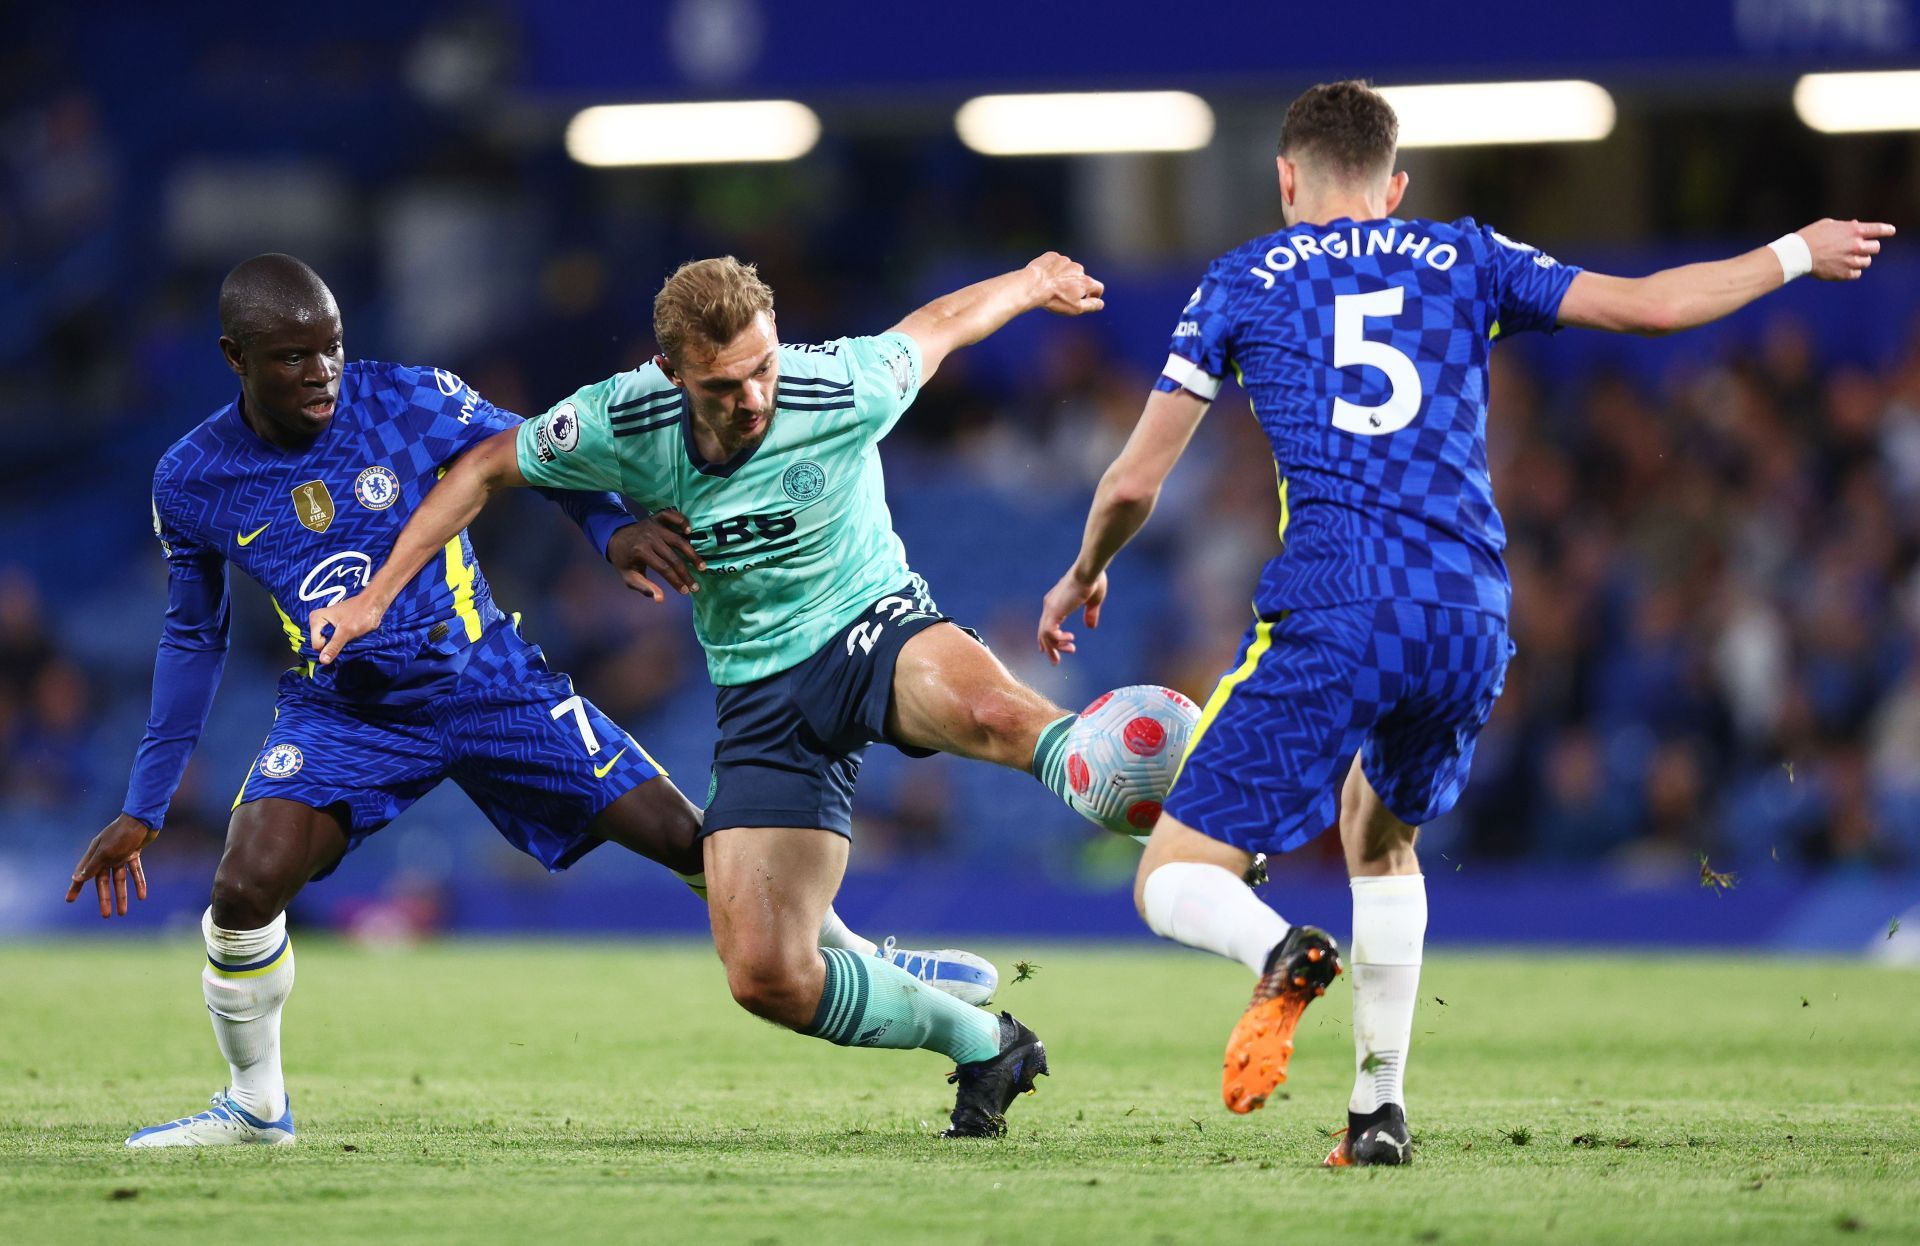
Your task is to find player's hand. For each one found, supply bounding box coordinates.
[1798,219,1895,281]
[65,814,158,919]
[1038,568,1109,665]
[308,592,385,666]
[607,510,707,600]
[1026,252,1105,317]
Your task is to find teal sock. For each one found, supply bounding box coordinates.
[805,949,1001,1063]
[1031,713,1077,803]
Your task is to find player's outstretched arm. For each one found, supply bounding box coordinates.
[889,252,1104,381]
[70,549,230,917]
[1557,219,1894,335]
[308,427,525,664]
[1039,387,1210,664]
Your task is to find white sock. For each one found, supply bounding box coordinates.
[816,907,878,957]
[201,908,294,1122]
[1142,861,1290,975]
[1348,874,1426,1115]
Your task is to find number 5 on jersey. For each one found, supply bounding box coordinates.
[1330,286,1424,436]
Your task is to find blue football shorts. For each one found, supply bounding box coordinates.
[1164,599,1512,856]
[235,618,663,877]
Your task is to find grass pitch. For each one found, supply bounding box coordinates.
[2,939,1916,1245]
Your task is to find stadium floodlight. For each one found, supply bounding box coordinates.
[1376,81,1616,148]
[1794,71,1920,133]
[565,101,821,166]
[955,91,1215,156]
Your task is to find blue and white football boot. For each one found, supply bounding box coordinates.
[880,937,998,1007]
[125,1090,295,1148]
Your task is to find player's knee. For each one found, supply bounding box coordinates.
[208,868,287,932]
[967,688,1038,752]
[724,951,819,1027]
[1132,844,1175,921]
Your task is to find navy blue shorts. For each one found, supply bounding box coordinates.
[702,575,964,838]
[1164,600,1512,856]
[235,619,664,878]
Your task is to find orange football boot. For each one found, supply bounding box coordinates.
[1221,925,1342,1114]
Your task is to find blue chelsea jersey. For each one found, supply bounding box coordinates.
[152,361,580,697]
[1157,216,1581,619]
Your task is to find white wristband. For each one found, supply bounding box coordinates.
[1768,232,1812,282]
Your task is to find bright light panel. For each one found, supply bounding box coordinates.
[956,91,1214,156]
[1794,71,1920,133]
[565,101,821,167]
[1377,81,1616,148]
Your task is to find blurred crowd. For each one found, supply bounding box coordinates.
[4,18,1918,885]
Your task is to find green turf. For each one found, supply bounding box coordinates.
[2,939,1915,1244]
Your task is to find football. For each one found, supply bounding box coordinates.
[1063,684,1202,841]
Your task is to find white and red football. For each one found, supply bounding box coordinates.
[1063,684,1201,841]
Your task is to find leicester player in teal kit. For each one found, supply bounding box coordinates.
[66,255,993,1148]
[315,253,1107,1137]
[1038,81,1894,1165]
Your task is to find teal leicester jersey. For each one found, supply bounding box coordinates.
[517,333,924,685]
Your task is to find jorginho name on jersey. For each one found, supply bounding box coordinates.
[1157,217,1581,620]
[154,363,545,696]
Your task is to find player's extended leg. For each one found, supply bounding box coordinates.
[127,798,348,1148]
[702,824,1047,1137]
[885,621,1083,803]
[1134,814,1341,1113]
[1327,761,1422,1167]
[580,772,996,1001]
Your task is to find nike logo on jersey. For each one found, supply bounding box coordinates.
[592,749,627,779]
[237,523,271,546]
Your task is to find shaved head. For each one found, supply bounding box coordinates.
[219,253,337,350]
[217,253,345,446]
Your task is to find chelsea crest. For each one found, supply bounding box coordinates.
[354,466,400,511]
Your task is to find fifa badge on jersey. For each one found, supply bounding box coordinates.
[354,466,400,511]
[782,460,825,502]
[258,743,304,779]
[292,480,335,534]
[546,402,581,454]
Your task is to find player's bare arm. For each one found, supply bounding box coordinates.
[1557,218,1894,334]
[309,427,526,663]
[1038,387,1210,664]
[310,431,707,660]
[889,251,1104,380]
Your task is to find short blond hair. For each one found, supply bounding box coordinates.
[653,256,775,364]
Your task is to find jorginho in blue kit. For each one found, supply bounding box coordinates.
[1047,78,1892,1163]
[132,359,660,873]
[1157,216,1579,854]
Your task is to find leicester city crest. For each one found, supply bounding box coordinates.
[782,460,825,503]
[259,743,304,779]
[354,465,400,511]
